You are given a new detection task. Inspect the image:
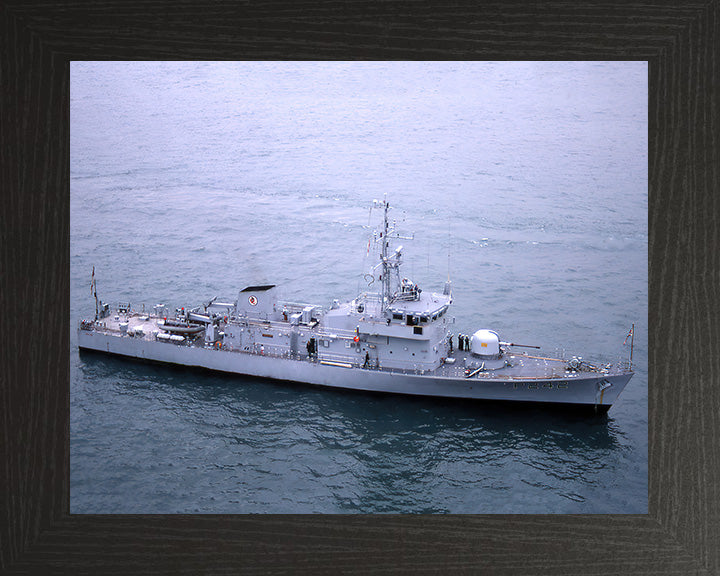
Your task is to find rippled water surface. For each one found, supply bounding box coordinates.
[71,62,647,513]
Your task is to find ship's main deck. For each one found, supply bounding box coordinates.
[80,311,630,383]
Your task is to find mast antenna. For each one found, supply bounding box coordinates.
[91,266,99,320]
[381,196,390,313]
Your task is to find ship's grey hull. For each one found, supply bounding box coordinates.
[78,329,630,411]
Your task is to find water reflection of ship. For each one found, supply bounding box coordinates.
[80,355,622,454]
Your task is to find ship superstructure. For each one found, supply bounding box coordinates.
[78,199,634,413]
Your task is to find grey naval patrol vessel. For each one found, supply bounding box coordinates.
[78,199,634,413]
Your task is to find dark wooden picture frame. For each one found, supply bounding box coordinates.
[1,2,718,574]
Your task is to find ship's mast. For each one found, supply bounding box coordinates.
[91,266,99,320]
[381,199,391,313]
[377,198,413,313]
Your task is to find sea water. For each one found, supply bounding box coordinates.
[70,61,647,513]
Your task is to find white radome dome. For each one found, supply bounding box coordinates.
[471,329,500,356]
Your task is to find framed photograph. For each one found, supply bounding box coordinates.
[2,2,716,574]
